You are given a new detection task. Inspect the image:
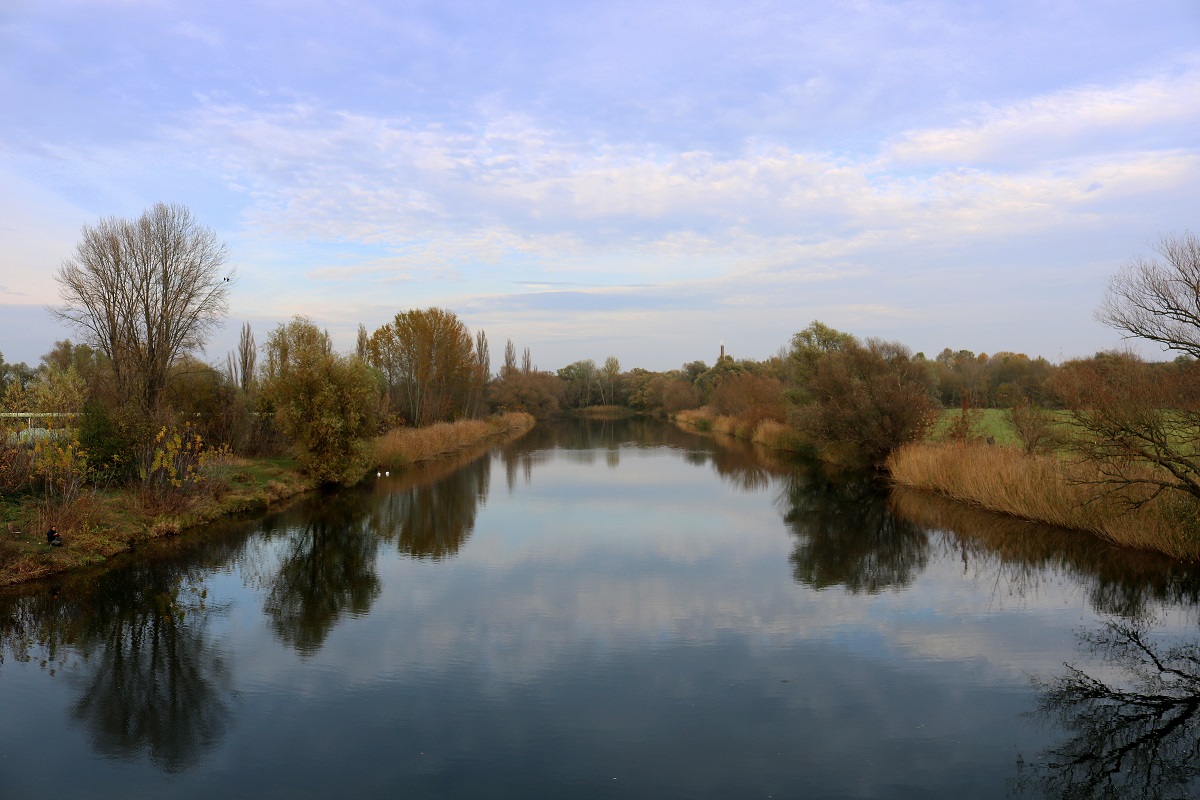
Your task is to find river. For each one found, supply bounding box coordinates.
[2,418,1199,798]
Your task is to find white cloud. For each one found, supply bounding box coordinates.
[884,68,1200,167]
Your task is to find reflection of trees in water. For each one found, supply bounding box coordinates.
[782,465,929,593]
[890,488,1200,619]
[703,433,793,492]
[1018,620,1200,800]
[0,551,236,772]
[497,417,795,493]
[370,452,490,559]
[71,572,231,772]
[263,490,381,656]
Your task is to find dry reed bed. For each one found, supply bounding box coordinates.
[887,441,1200,560]
[372,411,536,468]
[674,409,803,452]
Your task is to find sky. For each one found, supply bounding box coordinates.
[1,0,1199,372]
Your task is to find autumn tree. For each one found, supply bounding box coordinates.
[51,202,233,416]
[367,308,480,426]
[710,373,786,427]
[600,356,621,405]
[558,359,598,408]
[786,321,857,393]
[465,330,490,419]
[487,341,563,419]
[260,317,380,485]
[486,369,565,419]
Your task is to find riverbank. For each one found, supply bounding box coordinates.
[672,408,806,452]
[887,441,1200,561]
[672,406,1200,561]
[0,412,537,587]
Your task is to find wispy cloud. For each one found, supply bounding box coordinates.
[2,0,1198,367]
[883,68,1200,167]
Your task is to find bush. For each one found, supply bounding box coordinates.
[78,401,136,483]
[1006,398,1059,454]
[260,317,381,486]
[793,338,940,466]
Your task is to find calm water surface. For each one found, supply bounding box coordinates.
[3,418,1200,799]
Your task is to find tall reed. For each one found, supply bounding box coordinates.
[674,408,805,452]
[887,441,1200,560]
[372,412,536,468]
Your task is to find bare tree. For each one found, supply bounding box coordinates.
[1057,233,1200,510]
[51,203,233,415]
[1051,354,1200,506]
[1098,232,1200,359]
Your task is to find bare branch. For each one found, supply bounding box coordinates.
[49,203,232,416]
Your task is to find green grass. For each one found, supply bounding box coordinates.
[931,408,1018,445]
[0,455,316,588]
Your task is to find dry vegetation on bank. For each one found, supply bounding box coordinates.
[887,441,1200,561]
[372,411,535,467]
[673,408,807,452]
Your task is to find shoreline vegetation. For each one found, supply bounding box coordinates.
[9,215,1200,582]
[673,405,1200,562]
[673,408,804,453]
[0,413,535,588]
[887,441,1200,562]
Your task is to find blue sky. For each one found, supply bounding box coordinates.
[2,0,1199,371]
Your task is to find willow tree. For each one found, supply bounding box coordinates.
[51,202,233,416]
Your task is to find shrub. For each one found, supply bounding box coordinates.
[793,338,940,466]
[260,317,382,485]
[1006,398,1059,455]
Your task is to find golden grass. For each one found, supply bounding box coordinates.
[887,441,1200,560]
[674,408,805,453]
[372,412,536,468]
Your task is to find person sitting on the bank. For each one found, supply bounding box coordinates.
[47,525,63,546]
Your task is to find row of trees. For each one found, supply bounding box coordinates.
[5,203,1198,503]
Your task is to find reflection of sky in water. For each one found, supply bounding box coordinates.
[3,422,1199,798]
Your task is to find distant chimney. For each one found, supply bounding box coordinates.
[720,340,725,361]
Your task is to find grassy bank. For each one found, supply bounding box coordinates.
[887,441,1200,560]
[0,456,315,587]
[1,412,538,587]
